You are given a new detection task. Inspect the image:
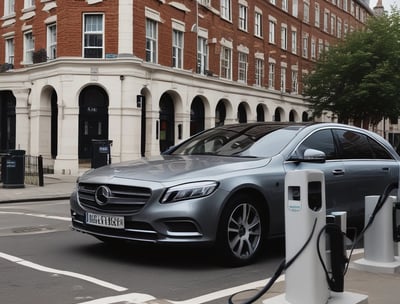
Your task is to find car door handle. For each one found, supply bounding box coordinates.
[382,167,390,173]
[332,169,345,176]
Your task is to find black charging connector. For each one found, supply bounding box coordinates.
[325,224,347,292]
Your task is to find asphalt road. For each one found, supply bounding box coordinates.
[0,200,286,304]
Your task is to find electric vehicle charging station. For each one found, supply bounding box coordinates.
[353,195,400,274]
[264,170,368,304]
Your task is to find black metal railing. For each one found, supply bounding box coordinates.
[25,155,54,186]
[1,153,54,186]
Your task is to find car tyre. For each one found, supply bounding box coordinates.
[216,194,267,266]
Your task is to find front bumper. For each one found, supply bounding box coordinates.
[70,188,226,245]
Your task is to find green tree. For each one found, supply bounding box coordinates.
[303,8,400,127]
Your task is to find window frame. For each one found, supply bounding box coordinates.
[47,23,57,60]
[238,4,248,31]
[281,24,288,50]
[172,29,184,69]
[220,46,232,80]
[282,0,289,12]
[4,0,15,16]
[280,66,286,92]
[302,34,309,58]
[291,29,297,54]
[303,1,310,23]
[254,12,263,38]
[220,0,232,21]
[291,70,298,94]
[23,31,34,64]
[269,20,276,44]
[146,18,158,63]
[268,62,275,89]
[255,58,264,87]
[315,3,320,27]
[238,52,248,83]
[83,13,104,59]
[5,37,14,65]
[197,36,208,75]
[24,0,35,9]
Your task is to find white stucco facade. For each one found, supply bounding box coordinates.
[0,56,316,175]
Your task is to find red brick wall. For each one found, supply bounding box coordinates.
[57,0,118,57]
[0,0,369,91]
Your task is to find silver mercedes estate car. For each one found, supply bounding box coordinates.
[70,122,400,265]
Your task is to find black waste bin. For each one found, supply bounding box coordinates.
[91,140,112,169]
[2,150,25,188]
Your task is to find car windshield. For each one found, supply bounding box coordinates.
[170,124,303,157]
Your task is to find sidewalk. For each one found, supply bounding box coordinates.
[0,174,399,303]
[0,173,78,203]
[258,253,400,304]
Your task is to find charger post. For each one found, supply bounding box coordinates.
[264,170,328,304]
[264,170,367,304]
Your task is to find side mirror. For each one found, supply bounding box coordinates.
[304,149,326,162]
[289,148,326,163]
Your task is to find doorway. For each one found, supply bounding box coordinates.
[159,93,175,153]
[190,97,205,136]
[0,91,16,151]
[78,86,109,160]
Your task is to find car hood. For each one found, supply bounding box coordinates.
[80,155,270,183]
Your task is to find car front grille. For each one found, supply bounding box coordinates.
[78,183,152,214]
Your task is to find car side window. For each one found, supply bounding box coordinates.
[368,137,393,159]
[334,129,374,159]
[334,129,393,159]
[298,129,337,160]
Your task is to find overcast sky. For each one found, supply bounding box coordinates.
[370,0,400,9]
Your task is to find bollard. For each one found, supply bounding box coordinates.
[353,196,400,273]
[38,155,44,187]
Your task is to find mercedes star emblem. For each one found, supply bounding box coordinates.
[95,185,112,206]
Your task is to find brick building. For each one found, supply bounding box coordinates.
[0,0,379,174]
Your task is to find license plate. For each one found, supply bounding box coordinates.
[86,212,124,229]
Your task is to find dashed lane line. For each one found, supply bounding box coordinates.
[0,251,128,292]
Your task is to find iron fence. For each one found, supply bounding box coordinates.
[25,155,54,186]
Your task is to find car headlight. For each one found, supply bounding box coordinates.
[161,181,218,203]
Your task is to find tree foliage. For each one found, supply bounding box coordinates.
[303,8,400,126]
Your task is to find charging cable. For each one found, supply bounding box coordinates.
[316,181,399,291]
[228,218,318,304]
[230,182,399,304]
[344,182,398,274]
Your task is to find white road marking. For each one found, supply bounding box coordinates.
[0,252,128,292]
[168,275,285,304]
[73,276,285,304]
[0,205,367,304]
[0,211,70,221]
[0,201,67,207]
[77,293,156,304]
